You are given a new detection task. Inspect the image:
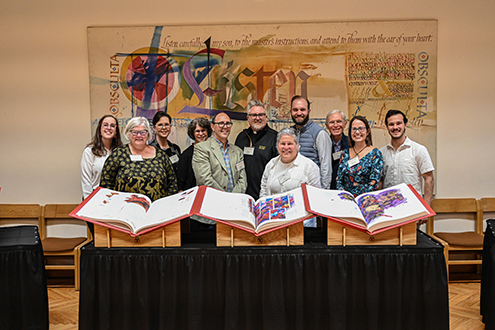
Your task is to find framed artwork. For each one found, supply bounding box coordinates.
[88,20,437,163]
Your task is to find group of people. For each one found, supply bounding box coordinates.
[81,95,435,229]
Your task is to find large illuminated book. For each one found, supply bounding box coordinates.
[302,183,435,234]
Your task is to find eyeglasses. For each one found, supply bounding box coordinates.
[351,127,367,133]
[248,113,266,119]
[213,121,232,128]
[130,130,148,136]
[102,123,117,129]
[155,123,171,129]
[328,120,344,126]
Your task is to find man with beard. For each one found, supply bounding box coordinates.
[235,100,278,200]
[381,109,434,212]
[291,95,332,189]
[325,110,349,189]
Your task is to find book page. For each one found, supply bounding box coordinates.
[304,185,366,225]
[75,188,152,232]
[255,187,311,232]
[199,189,256,228]
[357,183,429,231]
[137,187,199,231]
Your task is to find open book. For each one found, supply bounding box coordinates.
[70,186,312,237]
[302,183,435,234]
[196,187,312,235]
[70,186,202,236]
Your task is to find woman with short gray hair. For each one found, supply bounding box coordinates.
[100,116,178,201]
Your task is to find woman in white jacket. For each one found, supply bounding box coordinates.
[260,127,321,227]
[260,127,321,196]
[80,115,122,199]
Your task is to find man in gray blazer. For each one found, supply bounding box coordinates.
[193,112,247,194]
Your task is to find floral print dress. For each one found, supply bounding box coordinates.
[336,148,383,197]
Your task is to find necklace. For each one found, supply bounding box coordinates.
[352,145,367,158]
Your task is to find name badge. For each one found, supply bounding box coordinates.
[278,172,290,184]
[130,155,143,161]
[347,156,359,167]
[236,161,245,171]
[169,154,179,164]
[244,147,255,155]
[332,150,342,161]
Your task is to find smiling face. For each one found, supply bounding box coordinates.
[212,113,231,143]
[291,98,311,127]
[129,124,149,148]
[100,116,117,141]
[193,124,208,143]
[154,116,171,139]
[325,112,347,141]
[278,134,298,164]
[386,114,407,141]
[350,118,369,145]
[247,106,267,132]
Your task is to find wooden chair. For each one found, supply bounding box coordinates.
[427,198,483,281]
[41,204,92,291]
[480,198,495,229]
[0,204,42,228]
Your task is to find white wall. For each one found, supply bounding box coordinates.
[1,0,494,205]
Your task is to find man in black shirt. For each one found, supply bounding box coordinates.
[235,100,278,200]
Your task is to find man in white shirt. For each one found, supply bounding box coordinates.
[380,110,435,217]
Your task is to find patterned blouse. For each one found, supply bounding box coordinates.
[336,148,383,197]
[100,145,178,201]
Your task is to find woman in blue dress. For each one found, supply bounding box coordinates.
[336,115,383,197]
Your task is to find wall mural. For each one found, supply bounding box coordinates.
[88,20,437,164]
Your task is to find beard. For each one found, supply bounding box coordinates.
[292,114,309,126]
[390,128,406,140]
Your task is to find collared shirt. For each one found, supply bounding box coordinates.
[332,136,343,153]
[380,136,435,195]
[215,137,234,192]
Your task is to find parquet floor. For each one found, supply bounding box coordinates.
[48,282,485,329]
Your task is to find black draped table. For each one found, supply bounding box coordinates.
[79,229,449,330]
[0,225,49,330]
[481,219,495,329]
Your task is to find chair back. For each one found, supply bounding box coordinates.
[0,204,42,233]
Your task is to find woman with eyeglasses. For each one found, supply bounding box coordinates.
[336,115,383,197]
[176,118,212,191]
[100,117,178,201]
[150,111,181,173]
[80,115,122,200]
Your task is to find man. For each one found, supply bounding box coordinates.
[291,95,332,189]
[192,112,247,225]
[381,109,435,214]
[325,110,349,189]
[193,112,247,193]
[235,100,278,200]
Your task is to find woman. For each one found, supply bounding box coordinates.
[80,115,122,199]
[336,115,383,196]
[100,117,178,201]
[260,127,321,197]
[176,118,212,191]
[150,111,181,173]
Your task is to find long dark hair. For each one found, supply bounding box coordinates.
[88,115,122,157]
[348,115,372,147]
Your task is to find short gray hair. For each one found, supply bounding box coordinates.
[276,127,299,146]
[124,117,152,143]
[326,110,347,122]
[246,100,267,115]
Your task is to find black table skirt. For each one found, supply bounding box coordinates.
[482,219,495,329]
[79,229,449,330]
[0,226,49,330]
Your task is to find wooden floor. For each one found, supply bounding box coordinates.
[48,282,486,329]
